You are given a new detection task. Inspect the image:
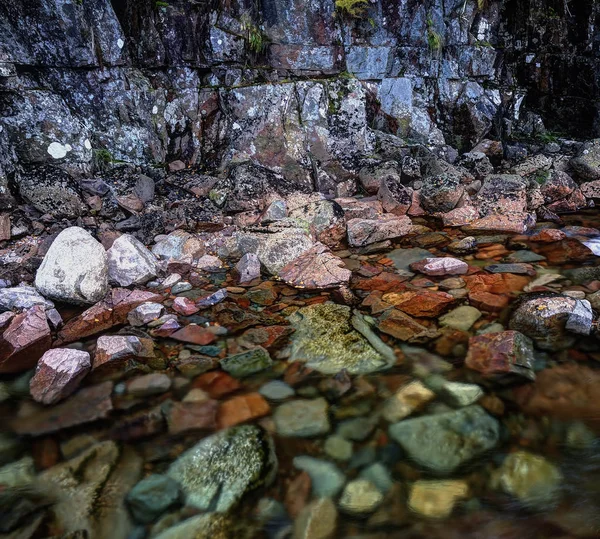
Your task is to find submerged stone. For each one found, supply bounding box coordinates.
[167,425,277,512]
[126,474,181,524]
[274,398,330,437]
[293,456,346,498]
[287,304,393,375]
[388,405,500,474]
[220,346,273,378]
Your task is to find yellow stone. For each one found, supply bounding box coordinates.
[408,479,470,519]
[382,380,436,423]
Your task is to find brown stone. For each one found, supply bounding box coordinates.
[0,305,51,374]
[57,289,162,344]
[535,239,595,265]
[278,243,351,289]
[465,330,535,381]
[382,290,454,318]
[164,400,218,435]
[93,335,154,376]
[217,392,271,429]
[468,291,509,312]
[285,471,312,519]
[110,405,165,441]
[12,381,114,436]
[378,309,438,342]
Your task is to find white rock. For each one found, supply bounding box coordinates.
[35,227,108,305]
[107,234,159,287]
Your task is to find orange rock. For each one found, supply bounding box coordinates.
[217,392,270,429]
[191,371,241,398]
[534,239,595,265]
[382,290,454,318]
[479,394,505,416]
[529,229,566,242]
[378,309,438,342]
[165,400,218,435]
[475,244,510,260]
[355,272,409,293]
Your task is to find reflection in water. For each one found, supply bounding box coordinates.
[2,212,600,538]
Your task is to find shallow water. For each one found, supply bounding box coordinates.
[3,212,600,538]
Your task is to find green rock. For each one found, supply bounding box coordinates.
[293,456,346,498]
[167,425,277,512]
[126,474,181,524]
[359,463,393,493]
[274,398,330,437]
[388,405,500,474]
[439,306,482,331]
[220,346,273,378]
[493,451,562,510]
[324,435,353,461]
[288,304,392,375]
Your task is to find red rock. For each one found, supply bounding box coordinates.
[468,291,509,312]
[378,309,438,342]
[12,381,114,436]
[465,330,535,380]
[529,229,566,243]
[355,272,408,293]
[377,176,412,216]
[172,296,199,315]
[547,189,586,213]
[0,305,51,374]
[217,392,271,429]
[407,189,426,217]
[382,290,454,318]
[30,348,91,405]
[463,273,529,295]
[278,243,351,289]
[409,257,469,276]
[165,400,218,435]
[57,289,163,344]
[191,371,241,398]
[169,324,217,345]
[512,364,600,422]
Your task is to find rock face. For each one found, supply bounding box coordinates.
[388,405,500,474]
[29,348,91,405]
[35,227,109,305]
[107,234,159,286]
[167,425,277,512]
[287,303,393,375]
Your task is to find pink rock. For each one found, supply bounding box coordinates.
[407,190,426,217]
[377,176,412,216]
[0,305,51,374]
[195,254,223,272]
[93,335,154,373]
[151,318,182,337]
[464,213,536,234]
[441,206,479,227]
[30,348,91,405]
[410,257,469,276]
[236,253,261,284]
[165,400,219,435]
[347,215,412,247]
[278,243,351,289]
[334,198,383,220]
[172,296,199,316]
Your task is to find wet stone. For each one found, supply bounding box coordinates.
[126,373,171,397]
[220,346,273,378]
[167,425,277,512]
[338,479,384,515]
[293,456,345,498]
[30,348,91,405]
[408,479,469,519]
[126,474,181,524]
[465,330,535,381]
[287,303,392,375]
[0,285,54,312]
[274,398,330,437]
[426,376,484,407]
[504,250,546,263]
[388,405,500,474]
[493,451,562,510]
[387,247,432,274]
[439,306,482,331]
[293,497,337,539]
[324,435,353,461]
[410,257,469,276]
[346,215,412,247]
[382,380,436,423]
[485,263,536,276]
[259,380,295,401]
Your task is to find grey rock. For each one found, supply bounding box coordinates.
[126,474,180,524]
[570,139,600,181]
[274,398,330,437]
[127,303,165,326]
[197,288,227,308]
[35,227,109,305]
[293,456,346,498]
[347,215,412,247]
[167,425,277,512]
[236,253,261,284]
[170,282,192,294]
[259,380,295,401]
[107,234,159,287]
[0,285,54,312]
[388,405,500,474]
